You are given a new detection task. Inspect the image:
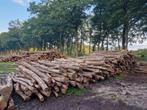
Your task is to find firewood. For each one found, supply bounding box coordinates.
[34,84,41,89]
[69,81,77,87]
[52,90,59,97]
[19,62,50,83]
[53,77,68,83]
[14,84,30,101]
[35,91,44,102]
[55,81,62,87]
[0,50,64,62]
[40,90,51,97]
[53,86,60,92]
[20,84,28,92]
[60,84,68,94]
[18,65,48,91]
[24,90,32,97]
[12,50,136,102]
[13,78,34,91]
[13,77,33,86]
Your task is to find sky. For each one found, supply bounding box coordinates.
[0,0,146,50]
[0,0,40,32]
[128,41,147,50]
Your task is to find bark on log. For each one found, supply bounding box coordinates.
[18,65,48,91]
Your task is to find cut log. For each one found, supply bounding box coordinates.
[19,62,50,83]
[18,65,48,91]
[13,77,34,91]
[14,84,30,101]
[12,50,136,102]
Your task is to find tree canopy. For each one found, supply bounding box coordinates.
[0,0,146,56]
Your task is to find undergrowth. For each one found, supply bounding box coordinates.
[67,87,87,96]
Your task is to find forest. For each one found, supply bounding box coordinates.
[0,0,146,56]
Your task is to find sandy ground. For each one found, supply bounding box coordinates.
[12,66,147,110]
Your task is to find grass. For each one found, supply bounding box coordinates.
[132,49,147,61]
[67,87,87,96]
[0,62,16,73]
[111,94,119,101]
[114,73,124,80]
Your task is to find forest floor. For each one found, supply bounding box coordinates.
[12,63,147,110]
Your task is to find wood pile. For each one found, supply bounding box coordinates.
[12,51,136,101]
[0,50,64,62]
[0,74,14,110]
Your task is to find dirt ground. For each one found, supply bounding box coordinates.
[12,65,147,110]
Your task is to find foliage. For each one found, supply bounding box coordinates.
[114,74,124,80]
[0,0,146,56]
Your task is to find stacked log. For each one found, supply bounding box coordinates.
[0,55,22,62]
[0,50,64,62]
[12,50,136,101]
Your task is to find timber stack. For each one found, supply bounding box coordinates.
[12,50,136,102]
[0,50,64,62]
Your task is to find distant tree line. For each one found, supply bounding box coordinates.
[0,0,147,56]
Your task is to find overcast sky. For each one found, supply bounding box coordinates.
[0,0,146,50]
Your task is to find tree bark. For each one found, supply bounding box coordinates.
[122,19,129,49]
[122,0,129,49]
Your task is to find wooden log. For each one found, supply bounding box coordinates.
[53,86,60,92]
[60,84,68,94]
[20,84,28,92]
[35,91,44,102]
[55,81,62,87]
[34,84,41,89]
[14,84,30,101]
[24,90,32,97]
[13,77,35,91]
[69,81,77,87]
[52,90,59,97]
[18,65,48,91]
[53,77,68,83]
[95,75,105,80]
[86,65,114,73]
[13,77,33,86]
[19,62,50,83]
[40,90,51,97]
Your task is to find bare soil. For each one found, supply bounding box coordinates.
[12,65,147,110]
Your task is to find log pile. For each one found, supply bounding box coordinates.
[0,50,64,62]
[12,51,136,101]
[0,74,14,110]
[0,55,22,62]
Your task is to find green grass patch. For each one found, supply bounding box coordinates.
[111,94,120,101]
[67,87,87,96]
[114,74,124,80]
[132,49,147,61]
[0,62,16,73]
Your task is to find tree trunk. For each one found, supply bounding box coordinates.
[101,37,105,50]
[122,0,129,50]
[106,35,109,51]
[92,44,96,51]
[122,20,129,49]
